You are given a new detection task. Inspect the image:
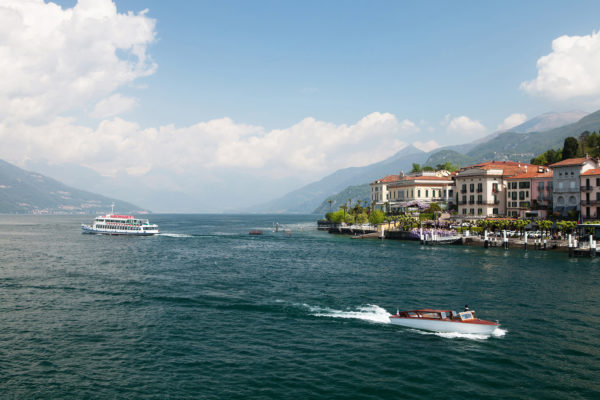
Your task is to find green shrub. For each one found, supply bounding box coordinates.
[368,210,385,225]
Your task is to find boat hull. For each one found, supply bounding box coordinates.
[389,317,499,334]
[81,224,157,236]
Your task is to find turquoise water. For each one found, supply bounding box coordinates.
[1,214,599,399]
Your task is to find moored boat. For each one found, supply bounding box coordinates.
[81,205,158,236]
[389,308,499,334]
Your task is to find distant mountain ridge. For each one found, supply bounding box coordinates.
[248,145,428,213]
[0,159,146,214]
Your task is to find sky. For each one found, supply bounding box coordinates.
[2,0,600,211]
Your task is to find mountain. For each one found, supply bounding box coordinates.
[0,159,145,214]
[312,183,370,215]
[249,145,428,213]
[423,149,476,169]
[508,111,588,134]
[463,110,600,163]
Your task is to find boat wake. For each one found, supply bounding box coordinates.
[304,304,391,324]
[159,233,194,238]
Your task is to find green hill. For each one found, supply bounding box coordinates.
[0,159,146,214]
[312,183,370,214]
[424,149,476,169]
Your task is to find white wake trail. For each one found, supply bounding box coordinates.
[305,304,391,324]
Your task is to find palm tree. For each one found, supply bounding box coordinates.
[328,199,333,212]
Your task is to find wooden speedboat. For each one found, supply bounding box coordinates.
[389,309,499,334]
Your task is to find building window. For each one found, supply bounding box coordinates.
[493,208,498,215]
[512,192,517,200]
[462,195,466,203]
[470,208,474,215]
[570,181,575,189]
[512,182,517,189]
[470,183,475,192]
[492,183,498,193]
[477,183,483,192]
[425,190,428,198]
[538,181,544,191]
[462,208,467,215]
[469,195,474,204]
[477,208,482,215]
[477,195,482,204]
[597,178,600,186]
[519,181,530,189]
[418,190,421,197]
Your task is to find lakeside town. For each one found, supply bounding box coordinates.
[320,136,600,256]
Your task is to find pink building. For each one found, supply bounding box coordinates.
[505,166,553,218]
[581,168,600,219]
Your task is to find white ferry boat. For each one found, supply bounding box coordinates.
[81,205,159,236]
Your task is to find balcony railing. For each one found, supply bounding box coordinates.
[458,200,499,206]
[582,199,600,205]
[582,185,593,191]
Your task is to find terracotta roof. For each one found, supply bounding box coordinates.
[371,174,401,184]
[506,169,553,180]
[459,161,537,177]
[582,168,600,176]
[549,157,590,167]
[403,175,452,181]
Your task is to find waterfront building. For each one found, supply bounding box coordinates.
[550,156,598,217]
[580,168,600,219]
[505,166,553,218]
[455,161,535,218]
[387,173,455,212]
[370,174,401,208]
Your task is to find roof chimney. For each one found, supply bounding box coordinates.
[585,153,590,159]
[538,166,543,173]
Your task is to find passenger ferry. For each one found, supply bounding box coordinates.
[81,205,159,236]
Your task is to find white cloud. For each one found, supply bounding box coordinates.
[445,115,487,139]
[0,0,156,122]
[521,31,600,99]
[0,112,420,180]
[412,140,439,152]
[497,113,527,132]
[90,93,138,118]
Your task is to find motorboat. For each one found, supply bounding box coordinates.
[389,308,499,334]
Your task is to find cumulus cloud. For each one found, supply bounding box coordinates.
[90,93,138,118]
[0,112,419,179]
[0,0,156,122]
[521,31,600,99]
[497,113,527,132]
[444,115,487,139]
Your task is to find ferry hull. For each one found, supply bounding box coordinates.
[81,224,158,236]
[389,317,499,334]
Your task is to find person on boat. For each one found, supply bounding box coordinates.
[464,305,470,311]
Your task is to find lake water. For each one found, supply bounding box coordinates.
[1,214,599,399]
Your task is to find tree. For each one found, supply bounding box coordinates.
[344,213,355,224]
[425,202,441,213]
[328,199,333,212]
[368,210,385,225]
[436,161,459,172]
[355,213,368,224]
[411,163,422,173]
[562,137,581,160]
[329,209,345,223]
[422,166,435,171]
[538,220,553,237]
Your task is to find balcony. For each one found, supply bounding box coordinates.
[461,189,467,194]
[582,199,600,205]
[582,185,593,191]
[476,188,483,193]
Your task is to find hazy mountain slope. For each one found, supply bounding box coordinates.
[423,150,476,169]
[312,184,370,215]
[0,159,145,214]
[465,110,600,163]
[509,111,588,134]
[249,145,427,213]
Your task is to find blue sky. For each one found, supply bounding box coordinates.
[55,0,600,130]
[2,0,600,211]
